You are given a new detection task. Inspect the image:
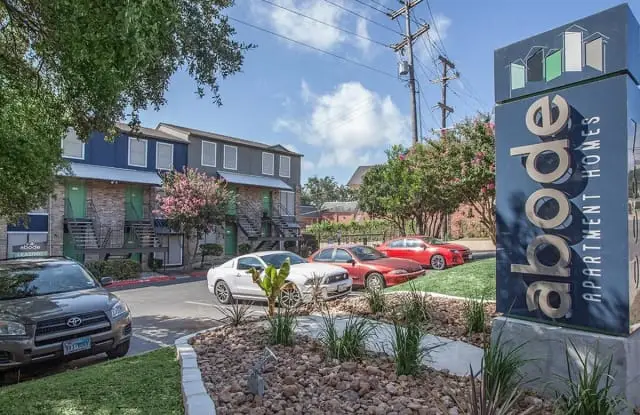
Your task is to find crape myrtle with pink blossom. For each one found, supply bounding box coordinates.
[155,167,232,269]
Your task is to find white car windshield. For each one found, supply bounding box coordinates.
[259,252,307,268]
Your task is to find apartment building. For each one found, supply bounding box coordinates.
[0,123,303,267]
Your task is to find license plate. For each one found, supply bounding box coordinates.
[337,283,348,292]
[63,337,91,355]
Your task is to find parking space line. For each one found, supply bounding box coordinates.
[132,333,170,347]
[185,301,215,307]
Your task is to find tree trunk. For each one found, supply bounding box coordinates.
[183,231,195,272]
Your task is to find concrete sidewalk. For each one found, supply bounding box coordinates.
[294,315,484,377]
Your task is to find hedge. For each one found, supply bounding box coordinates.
[86,259,142,281]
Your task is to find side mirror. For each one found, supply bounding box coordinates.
[422,245,428,250]
[349,259,356,266]
[100,277,113,286]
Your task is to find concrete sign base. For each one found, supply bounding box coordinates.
[492,317,640,410]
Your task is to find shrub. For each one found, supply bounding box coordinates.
[396,282,431,326]
[320,311,374,361]
[215,300,254,327]
[238,243,252,255]
[463,296,486,334]
[466,361,526,415]
[482,331,528,406]
[392,320,425,376]
[364,287,387,314]
[147,254,163,272]
[86,259,141,281]
[555,340,625,414]
[249,258,290,317]
[267,307,296,346]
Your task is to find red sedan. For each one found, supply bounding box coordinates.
[377,236,470,270]
[308,244,424,290]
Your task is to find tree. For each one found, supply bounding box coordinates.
[302,176,355,210]
[449,115,496,244]
[155,167,231,270]
[0,0,252,218]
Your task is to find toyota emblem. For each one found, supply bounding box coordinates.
[66,317,82,328]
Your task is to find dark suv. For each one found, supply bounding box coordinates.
[0,257,132,383]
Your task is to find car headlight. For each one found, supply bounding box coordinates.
[0,320,26,336]
[388,269,408,275]
[451,249,460,254]
[111,300,129,319]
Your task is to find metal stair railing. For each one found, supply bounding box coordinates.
[86,199,112,248]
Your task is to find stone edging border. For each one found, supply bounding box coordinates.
[175,327,222,415]
[388,290,497,303]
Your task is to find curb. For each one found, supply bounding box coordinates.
[108,273,204,289]
[175,328,220,415]
[387,290,497,303]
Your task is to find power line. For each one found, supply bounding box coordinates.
[260,0,389,48]
[321,0,403,36]
[363,0,394,12]
[425,0,449,58]
[351,0,389,13]
[227,16,399,79]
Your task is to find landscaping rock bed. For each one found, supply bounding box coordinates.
[192,323,552,415]
[319,292,498,348]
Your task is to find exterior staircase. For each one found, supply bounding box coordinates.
[236,195,262,239]
[270,215,299,238]
[253,240,280,252]
[129,221,161,248]
[66,220,99,249]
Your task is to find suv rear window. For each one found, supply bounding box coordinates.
[0,262,98,300]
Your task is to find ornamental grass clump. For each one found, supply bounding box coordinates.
[463,294,486,334]
[267,306,296,346]
[364,286,387,314]
[320,310,374,361]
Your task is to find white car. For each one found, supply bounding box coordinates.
[207,251,352,307]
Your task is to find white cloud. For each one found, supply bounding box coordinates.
[300,80,313,103]
[250,0,373,55]
[275,81,409,169]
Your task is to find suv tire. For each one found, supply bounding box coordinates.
[107,340,130,359]
[0,370,20,385]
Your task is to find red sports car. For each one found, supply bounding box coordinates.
[377,236,471,270]
[308,244,424,290]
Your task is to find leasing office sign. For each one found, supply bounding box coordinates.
[494,4,640,335]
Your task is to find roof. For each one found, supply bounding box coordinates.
[157,123,303,156]
[321,201,359,213]
[299,205,321,218]
[61,162,162,186]
[218,171,293,191]
[347,165,377,187]
[115,122,189,144]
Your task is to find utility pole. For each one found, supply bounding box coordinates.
[389,0,429,145]
[433,55,457,239]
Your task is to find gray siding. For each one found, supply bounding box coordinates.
[187,136,301,188]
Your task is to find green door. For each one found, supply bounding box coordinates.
[226,187,237,216]
[224,223,237,256]
[65,181,86,218]
[125,186,144,220]
[63,233,83,262]
[262,190,272,217]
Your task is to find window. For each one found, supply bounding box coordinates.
[388,239,405,248]
[201,141,216,167]
[314,248,334,262]
[7,232,48,259]
[223,145,237,170]
[406,239,424,248]
[62,129,85,159]
[237,256,264,271]
[351,246,385,261]
[334,249,353,263]
[279,155,291,178]
[156,142,174,171]
[262,152,274,175]
[128,137,148,167]
[279,191,295,216]
[0,262,97,300]
[259,252,307,267]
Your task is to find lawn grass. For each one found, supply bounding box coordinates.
[0,347,182,415]
[388,258,496,300]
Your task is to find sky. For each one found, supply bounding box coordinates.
[138,0,639,185]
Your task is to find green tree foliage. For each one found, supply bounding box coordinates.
[0,0,252,218]
[302,176,355,209]
[249,258,291,317]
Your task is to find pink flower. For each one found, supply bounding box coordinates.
[481,187,487,194]
[399,154,405,161]
[487,183,495,190]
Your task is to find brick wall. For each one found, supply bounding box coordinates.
[0,217,6,259]
[449,203,488,239]
[88,180,126,247]
[49,184,65,256]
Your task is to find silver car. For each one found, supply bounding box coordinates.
[0,257,132,384]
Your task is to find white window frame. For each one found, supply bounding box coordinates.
[128,137,148,168]
[279,155,291,178]
[155,142,174,171]
[223,145,238,170]
[280,190,295,216]
[201,141,217,167]
[262,152,275,176]
[61,132,85,160]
